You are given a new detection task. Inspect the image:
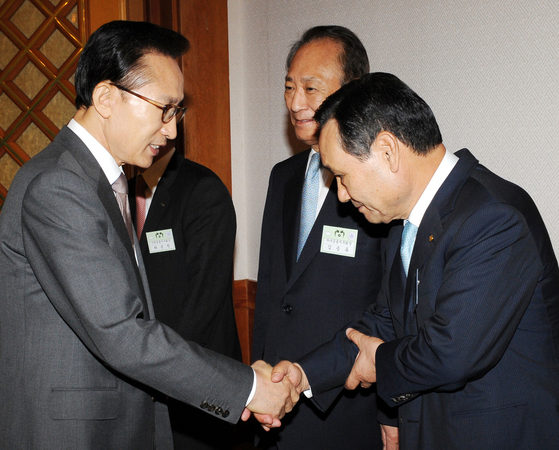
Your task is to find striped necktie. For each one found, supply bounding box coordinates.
[112,173,135,247]
[400,221,418,276]
[297,152,321,260]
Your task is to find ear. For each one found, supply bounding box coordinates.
[91,81,114,119]
[373,131,400,173]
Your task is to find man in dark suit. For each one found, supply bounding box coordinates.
[252,26,389,450]
[274,72,559,449]
[130,145,242,450]
[0,21,297,449]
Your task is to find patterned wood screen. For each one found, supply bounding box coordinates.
[0,0,86,212]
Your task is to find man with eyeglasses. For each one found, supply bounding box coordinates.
[0,21,297,449]
[126,60,242,450]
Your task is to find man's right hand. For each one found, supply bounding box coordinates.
[381,424,399,450]
[242,360,300,429]
[271,360,309,393]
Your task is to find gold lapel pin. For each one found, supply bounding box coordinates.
[429,235,434,242]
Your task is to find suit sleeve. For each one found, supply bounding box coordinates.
[174,176,237,348]
[296,230,397,411]
[21,169,252,423]
[376,202,541,406]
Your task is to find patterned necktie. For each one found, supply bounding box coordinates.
[135,174,148,239]
[400,221,418,276]
[297,152,321,260]
[112,173,135,247]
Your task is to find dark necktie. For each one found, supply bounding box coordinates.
[112,173,135,246]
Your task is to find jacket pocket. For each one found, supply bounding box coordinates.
[49,388,119,420]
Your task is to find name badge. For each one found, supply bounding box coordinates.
[146,229,176,254]
[320,225,358,258]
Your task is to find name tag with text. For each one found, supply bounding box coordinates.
[320,225,358,258]
[146,229,176,254]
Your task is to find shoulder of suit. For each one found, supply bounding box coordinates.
[11,130,84,188]
[270,149,311,175]
[180,157,219,178]
[169,158,229,196]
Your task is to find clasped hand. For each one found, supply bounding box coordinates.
[241,360,308,430]
[243,329,383,430]
[241,360,302,429]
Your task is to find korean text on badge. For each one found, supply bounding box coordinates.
[320,225,358,258]
[146,229,176,254]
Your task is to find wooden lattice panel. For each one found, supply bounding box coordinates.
[0,0,85,211]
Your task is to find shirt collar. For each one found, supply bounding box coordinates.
[67,119,123,184]
[406,150,459,228]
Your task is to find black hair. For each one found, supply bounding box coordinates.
[315,72,443,158]
[75,21,189,109]
[286,25,369,85]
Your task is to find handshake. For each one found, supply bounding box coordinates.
[242,328,385,429]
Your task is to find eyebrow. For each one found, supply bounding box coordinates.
[321,162,333,173]
[285,75,322,83]
[165,96,183,105]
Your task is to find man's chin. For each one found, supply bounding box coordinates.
[360,208,384,224]
[137,156,155,169]
[295,135,319,148]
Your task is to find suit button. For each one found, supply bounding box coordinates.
[283,304,292,314]
[222,410,230,418]
[200,401,209,409]
[208,404,216,412]
[215,407,223,415]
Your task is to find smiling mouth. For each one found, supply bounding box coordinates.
[293,117,316,125]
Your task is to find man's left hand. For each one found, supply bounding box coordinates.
[345,328,384,389]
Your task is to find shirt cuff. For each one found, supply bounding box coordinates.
[245,368,257,406]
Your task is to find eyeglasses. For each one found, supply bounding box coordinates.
[110,83,187,124]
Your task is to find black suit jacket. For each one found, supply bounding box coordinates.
[300,149,559,449]
[252,149,390,450]
[130,151,242,449]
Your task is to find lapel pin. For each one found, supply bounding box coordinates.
[429,235,434,242]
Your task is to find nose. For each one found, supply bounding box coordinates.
[288,87,308,113]
[160,115,178,140]
[336,178,351,203]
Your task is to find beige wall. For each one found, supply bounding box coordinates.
[229,0,559,281]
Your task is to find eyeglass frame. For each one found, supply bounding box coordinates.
[110,83,187,124]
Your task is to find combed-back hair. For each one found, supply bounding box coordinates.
[315,72,443,158]
[75,20,189,109]
[286,25,369,85]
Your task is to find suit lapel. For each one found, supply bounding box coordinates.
[403,149,480,330]
[285,181,347,293]
[61,127,150,313]
[60,128,135,265]
[138,150,183,253]
[407,149,479,279]
[283,152,307,280]
[384,223,406,333]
